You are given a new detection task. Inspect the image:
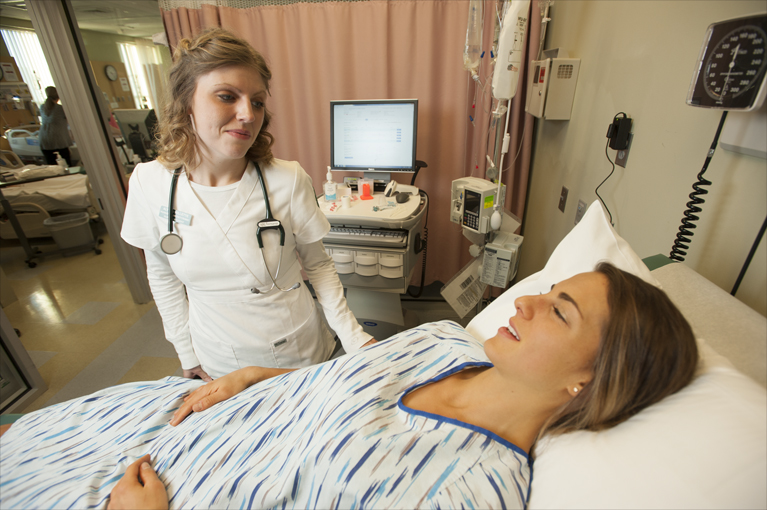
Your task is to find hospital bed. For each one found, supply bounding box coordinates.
[0,165,98,240]
[466,202,766,509]
[0,204,764,509]
[5,125,80,166]
[0,163,102,267]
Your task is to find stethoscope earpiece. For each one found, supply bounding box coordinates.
[160,163,299,294]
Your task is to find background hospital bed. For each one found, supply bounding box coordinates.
[0,171,98,240]
[0,162,102,267]
[5,125,80,167]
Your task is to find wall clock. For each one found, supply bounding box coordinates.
[687,13,767,111]
[104,64,118,82]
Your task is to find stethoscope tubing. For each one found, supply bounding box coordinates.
[160,162,299,293]
[159,167,184,255]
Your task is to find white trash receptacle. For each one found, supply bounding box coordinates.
[43,212,93,251]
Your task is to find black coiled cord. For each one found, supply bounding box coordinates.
[669,111,728,262]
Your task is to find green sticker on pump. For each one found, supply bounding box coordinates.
[484,196,494,209]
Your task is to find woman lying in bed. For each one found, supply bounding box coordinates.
[0,263,697,510]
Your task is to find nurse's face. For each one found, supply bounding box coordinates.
[189,65,267,168]
[484,272,609,395]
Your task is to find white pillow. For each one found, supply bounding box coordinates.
[466,201,767,509]
[531,339,767,509]
[466,200,658,342]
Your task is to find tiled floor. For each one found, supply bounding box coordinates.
[1,227,471,414]
[1,229,180,413]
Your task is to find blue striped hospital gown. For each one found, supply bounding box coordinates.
[0,321,530,509]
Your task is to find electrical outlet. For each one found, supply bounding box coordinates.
[615,133,633,168]
[558,186,568,212]
[575,199,587,224]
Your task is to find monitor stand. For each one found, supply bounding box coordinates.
[346,287,404,340]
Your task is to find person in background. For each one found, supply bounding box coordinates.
[38,86,73,167]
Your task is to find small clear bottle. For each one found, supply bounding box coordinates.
[324,167,337,201]
[55,152,67,169]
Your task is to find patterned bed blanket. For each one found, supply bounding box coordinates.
[0,321,529,509]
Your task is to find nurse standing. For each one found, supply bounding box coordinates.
[121,29,373,381]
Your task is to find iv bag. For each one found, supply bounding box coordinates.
[463,0,483,73]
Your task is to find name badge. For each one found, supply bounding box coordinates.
[160,206,192,226]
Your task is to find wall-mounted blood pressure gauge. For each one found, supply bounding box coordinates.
[687,13,767,111]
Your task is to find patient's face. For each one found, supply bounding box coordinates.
[484,272,609,395]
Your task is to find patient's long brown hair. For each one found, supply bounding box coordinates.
[539,262,698,437]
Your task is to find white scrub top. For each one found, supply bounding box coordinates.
[121,159,370,377]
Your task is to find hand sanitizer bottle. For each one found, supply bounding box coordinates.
[324,167,337,201]
[55,152,67,169]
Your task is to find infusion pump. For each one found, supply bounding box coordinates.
[450,177,506,234]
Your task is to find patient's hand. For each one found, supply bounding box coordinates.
[108,454,168,510]
[170,366,295,426]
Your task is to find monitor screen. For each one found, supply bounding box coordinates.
[330,99,417,173]
[113,109,158,161]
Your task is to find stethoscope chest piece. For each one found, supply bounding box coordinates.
[159,163,299,292]
[160,232,183,255]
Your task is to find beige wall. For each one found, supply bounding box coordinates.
[521,0,766,316]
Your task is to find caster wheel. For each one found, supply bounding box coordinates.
[27,262,37,268]
[98,239,104,245]
[95,249,102,255]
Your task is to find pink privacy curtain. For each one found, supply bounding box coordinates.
[159,0,537,288]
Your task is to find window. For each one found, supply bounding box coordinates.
[0,28,54,106]
[117,41,164,111]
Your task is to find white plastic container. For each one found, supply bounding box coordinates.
[43,212,93,251]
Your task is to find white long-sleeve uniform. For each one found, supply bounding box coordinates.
[121,159,371,377]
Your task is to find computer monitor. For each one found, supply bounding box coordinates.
[113,109,158,162]
[330,99,418,179]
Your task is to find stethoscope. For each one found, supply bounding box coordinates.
[159,163,300,294]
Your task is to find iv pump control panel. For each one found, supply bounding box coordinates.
[450,177,506,234]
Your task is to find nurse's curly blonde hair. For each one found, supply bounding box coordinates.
[155,28,274,169]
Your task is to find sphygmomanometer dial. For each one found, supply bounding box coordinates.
[688,13,767,110]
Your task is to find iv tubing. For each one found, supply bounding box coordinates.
[495,98,512,208]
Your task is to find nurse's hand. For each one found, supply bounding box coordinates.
[170,366,295,426]
[182,365,213,382]
[108,454,168,510]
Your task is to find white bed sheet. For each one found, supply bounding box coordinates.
[1,174,91,212]
[653,262,766,387]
